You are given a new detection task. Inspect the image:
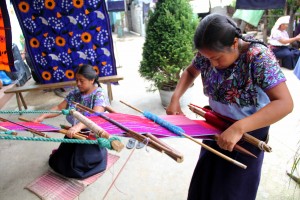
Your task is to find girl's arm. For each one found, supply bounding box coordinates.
[217,82,293,151]
[166,64,200,115]
[67,97,106,137]
[33,100,68,122]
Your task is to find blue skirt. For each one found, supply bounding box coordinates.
[49,137,107,179]
[272,46,300,70]
[187,126,269,200]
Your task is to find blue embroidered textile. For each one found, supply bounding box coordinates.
[11,0,117,84]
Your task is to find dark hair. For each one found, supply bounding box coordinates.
[76,64,101,87]
[194,13,266,51]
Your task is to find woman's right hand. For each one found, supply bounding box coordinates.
[166,100,183,115]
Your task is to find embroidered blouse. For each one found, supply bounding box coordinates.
[65,87,108,125]
[192,42,286,120]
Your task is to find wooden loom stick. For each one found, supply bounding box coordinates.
[0,116,50,138]
[56,129,86,140]
[0,125,18,135]
[72,102,184,163]
[17,117,87,140]
[59,124,89,139]
[68,109,124,152]
[120,100,247,169]
[144,133,184,159]
[188,104,272,152]
[212,134,257,158]
[177,106,258,158]
[69,110,110,138]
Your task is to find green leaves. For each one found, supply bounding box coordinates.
[139,0,197,91]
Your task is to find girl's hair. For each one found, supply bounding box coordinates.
[76,64,101,87]
[194,13,266,51]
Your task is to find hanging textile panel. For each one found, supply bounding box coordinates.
[0,0,15,72]
[236,0,286,10]
[11,0,117,84]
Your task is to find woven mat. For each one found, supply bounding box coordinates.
[25,153,119,200]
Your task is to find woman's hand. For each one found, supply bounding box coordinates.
[216,122,244,152]
[295,34,300,41]
[166,100,183,115]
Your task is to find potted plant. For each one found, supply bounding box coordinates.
[139,0,198,107]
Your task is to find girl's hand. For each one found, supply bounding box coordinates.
[216,123,244,151]
[32,116,44,123]
[67,126,81,138]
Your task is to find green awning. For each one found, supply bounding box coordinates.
[232,9,264,27]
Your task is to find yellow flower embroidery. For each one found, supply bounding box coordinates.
[45,0,56,10]
[30,38,40,48]
[18,2,30,13]
[65,70,75,79]
[42,71,52,81]
[55,36,66,47]
[73,0,84,8]
[81,32,92,43]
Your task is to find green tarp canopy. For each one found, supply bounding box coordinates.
[232,9,264,27]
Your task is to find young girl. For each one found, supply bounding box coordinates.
[34,64,110,179]
[166,14,293,200]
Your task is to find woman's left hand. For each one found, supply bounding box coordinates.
[216,123,244,152]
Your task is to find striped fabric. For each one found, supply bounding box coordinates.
[26,153,119,200]
[0,121,59,132]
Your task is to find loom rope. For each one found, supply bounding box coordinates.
[0,109,71,115]
[0,130,15,135]
[0,135,121,150]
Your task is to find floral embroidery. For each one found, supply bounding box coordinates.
[193,43,286,108]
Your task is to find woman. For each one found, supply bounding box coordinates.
[166,14,293,200]
[269,15,300,69]
[34,64,110,179]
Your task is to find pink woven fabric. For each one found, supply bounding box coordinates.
[25,153,119,200]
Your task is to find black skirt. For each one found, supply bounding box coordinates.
[188,126,269,200]
[49,138,107,179]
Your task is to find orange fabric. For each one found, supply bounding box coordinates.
[0,9,10,72]
[0,1,14,72]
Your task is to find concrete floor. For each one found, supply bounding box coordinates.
[0,33,300,200]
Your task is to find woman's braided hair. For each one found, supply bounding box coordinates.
[194,13,266,52]
[76,64,101,87]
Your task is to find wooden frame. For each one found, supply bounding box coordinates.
[4,75,123,111]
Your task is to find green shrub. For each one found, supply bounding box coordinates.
[139,0,197,91]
